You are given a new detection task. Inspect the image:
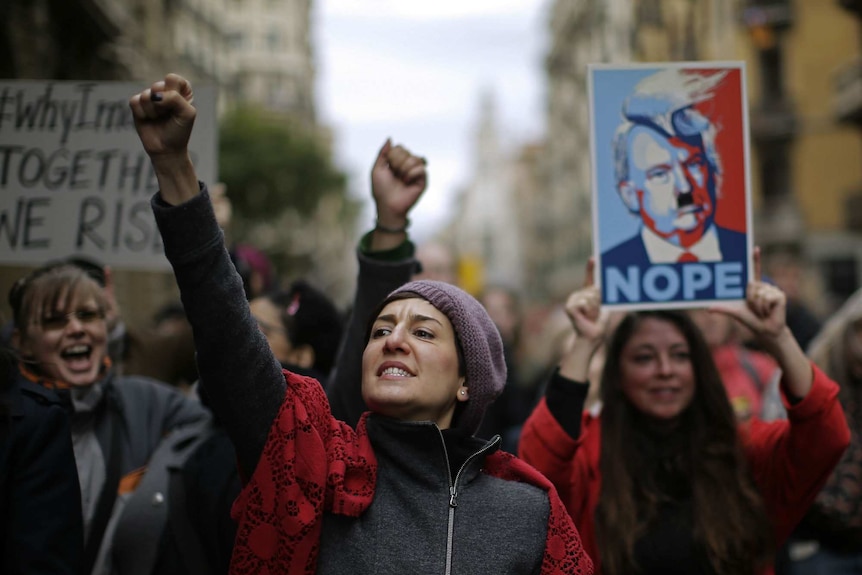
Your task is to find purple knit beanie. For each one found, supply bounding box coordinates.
[384,280,507,435]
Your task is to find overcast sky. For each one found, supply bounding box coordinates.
[314,0,551,242]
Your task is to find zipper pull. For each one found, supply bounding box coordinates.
[449,485,458,508]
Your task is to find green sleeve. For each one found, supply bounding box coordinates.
[357,230,415,261]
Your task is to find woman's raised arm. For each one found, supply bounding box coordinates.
[132,74,285,477]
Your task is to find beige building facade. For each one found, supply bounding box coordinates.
[540,0,633,302]
[634,0,862,311]
[0,0,323,325]
[452,92,525,295]
[540,0,862,311]
[223,0,316,120]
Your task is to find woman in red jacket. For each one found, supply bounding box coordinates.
[519,258,849,575]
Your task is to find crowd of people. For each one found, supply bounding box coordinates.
[0,71,859,575]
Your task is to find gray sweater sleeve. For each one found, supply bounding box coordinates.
[151,187,284,477]
[325,249,418,426]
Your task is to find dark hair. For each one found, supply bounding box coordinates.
[61,256,107,286]
[230,244,275,300]
[595,310,772,575]
[809,288,862,390]
[478,283,522,348]
[265,280,343,376]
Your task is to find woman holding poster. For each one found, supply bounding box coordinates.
[590,63,752,309]
[518,257,849,575]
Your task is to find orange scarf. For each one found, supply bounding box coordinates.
[19,356,112,390]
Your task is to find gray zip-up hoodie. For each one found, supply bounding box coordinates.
[317,415,549,574]
[152,186,592,575]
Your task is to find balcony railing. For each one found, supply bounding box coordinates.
[834,58,862,124]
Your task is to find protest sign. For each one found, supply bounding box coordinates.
[589,62,753,309]
[0,80,216,270]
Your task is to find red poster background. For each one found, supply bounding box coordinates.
[691,67,747,233]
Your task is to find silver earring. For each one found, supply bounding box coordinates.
[460,389,466,396]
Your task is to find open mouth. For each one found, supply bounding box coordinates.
[60,344,94,370]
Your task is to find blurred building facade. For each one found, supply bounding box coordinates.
[1,0,224,85]
[1,0,315,117]
[539,0,633,303]
[512,142,549,303]
[634,0,862,312]
[0,0,336,325]
[816,0,862,308]
[224,0,316,120]
[538,0,862,312]
[451,91,525,295]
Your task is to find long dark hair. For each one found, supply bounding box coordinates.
[595,310,772,575]
[264,280,344,376]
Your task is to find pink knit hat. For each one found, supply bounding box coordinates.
[384,280,507,435]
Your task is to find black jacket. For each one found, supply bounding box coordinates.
[0,378,83,575]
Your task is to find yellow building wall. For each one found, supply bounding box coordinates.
[785,0,862,230]
[786,0,859,118]
[794,129,862,229]
[721,1,861,232]
[632,0,862,232]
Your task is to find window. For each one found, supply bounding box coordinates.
[267,30,280,52]
[759,47,784,102]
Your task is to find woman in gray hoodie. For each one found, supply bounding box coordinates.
[129,73,594,575]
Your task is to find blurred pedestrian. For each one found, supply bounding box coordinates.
[766,251,823,351]
[414,241,458,285]
[476,283,533,451]
[140,280,347,574]
[689,308,785,422]
[324,137,422,426]
[230,244,276,300]
[251,280,344,382]
[780,287,862,574]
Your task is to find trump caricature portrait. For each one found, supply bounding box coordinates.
[590,63,752,308]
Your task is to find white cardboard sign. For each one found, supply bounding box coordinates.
[0,80,217,270]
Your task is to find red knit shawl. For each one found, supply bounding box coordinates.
[229,371,593,575]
